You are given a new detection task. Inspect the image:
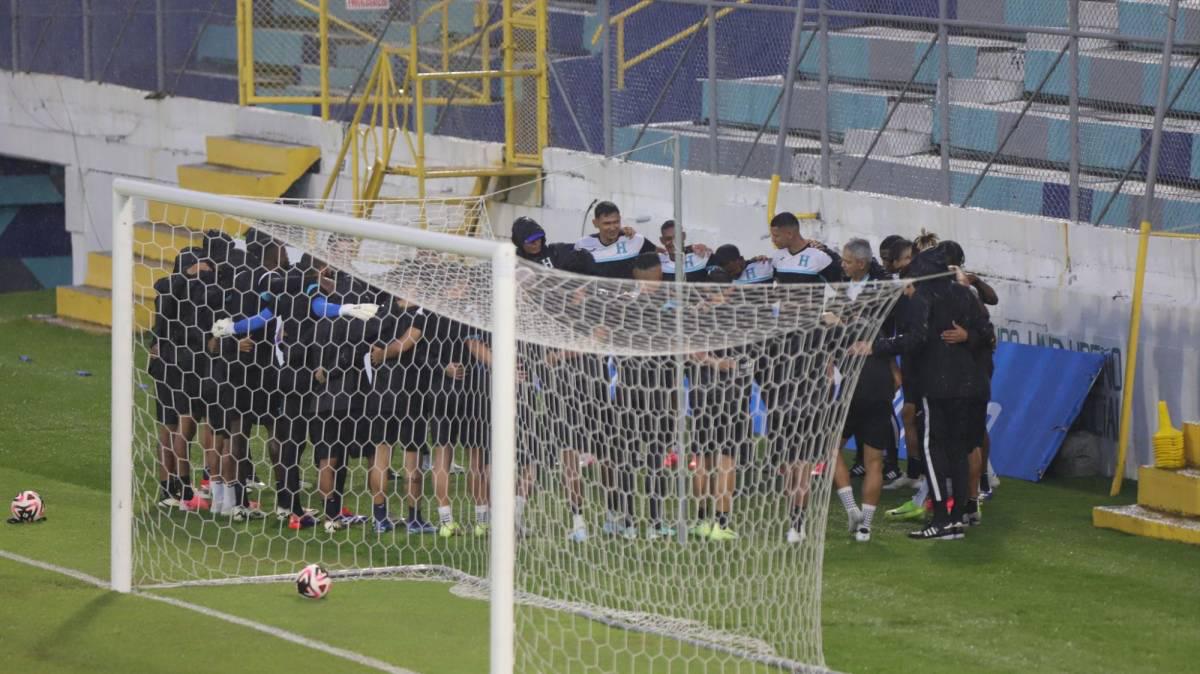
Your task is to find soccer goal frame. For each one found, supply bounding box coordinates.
[108,179,520,673]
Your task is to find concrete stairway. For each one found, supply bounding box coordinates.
[55,136,320,329]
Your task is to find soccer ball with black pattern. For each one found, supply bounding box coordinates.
[296,563,331,599]
[8,490,45,524]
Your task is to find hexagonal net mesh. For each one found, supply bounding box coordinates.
[126,193,899,672]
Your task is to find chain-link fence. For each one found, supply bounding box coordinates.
[565,0,1200,233]
[2,0,239,101]
[4,1,1199,231]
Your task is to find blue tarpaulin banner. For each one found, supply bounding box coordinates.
[983,342,1105,481]
[878,342,1104,481]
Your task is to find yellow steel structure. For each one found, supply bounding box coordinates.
[238,0,548,212]
[311,0,547,212]
[591,0,752,89]
[1111,224,1200,495]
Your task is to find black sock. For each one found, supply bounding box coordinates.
[791,506,804,531]
[646,475,661,525]
[965,498,979,515]
[570,502,582,516]
[980,473,990,492]
[717,511,729,527]
[178,479,195,501]
[698,502,710,521]
[232,482,247,509]
[373,502,388,524]
[324,494,342,521]
[408,505,418,521]
[159,480,172,499]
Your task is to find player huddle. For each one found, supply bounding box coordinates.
[148,200,998,544]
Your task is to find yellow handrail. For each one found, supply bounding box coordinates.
[590,0,654,45]
[590,0,753,89]
[292,0,382,46]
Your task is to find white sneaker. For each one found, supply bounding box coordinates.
[786,527,806,544]
[567,525,588,543]
[231,505,266,522]
[854,526,871,542]
[883,475,916,491]
[450,462,466,475]
[323,518,344,533]
[621,525,638,540]
[847,507,863,534]
[275,508,292,520]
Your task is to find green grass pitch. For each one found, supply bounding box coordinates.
[1,289,1198,673]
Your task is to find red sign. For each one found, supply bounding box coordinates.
[346,0,389,9]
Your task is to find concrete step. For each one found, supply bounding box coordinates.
[940,99,1200,181]
[798,27,1022,87]
[56,284,154,330]
[177,163,295,198]
[1118,0,1200,44]
[1093,504,1200,546]
[842,128,931,157]
[1138,466,1200,517]
[84,252,170,299]
[1026,47,1200,113]
[146,201,249,238]
[612,121,826,181]
[205,136,321,181]
[133,221,202,264]
[947,77,1024,104]
[710,78,934,137]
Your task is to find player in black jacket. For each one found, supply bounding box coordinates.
[148,248,212,510]
[828,239,898,543]
[512,216,577,269]
[854,248,991,541]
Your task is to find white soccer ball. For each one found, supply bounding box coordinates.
[296,563,331,599]
[10,490,45,523]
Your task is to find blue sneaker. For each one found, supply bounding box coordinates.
[374,518,395,533]
[405,516,437,534]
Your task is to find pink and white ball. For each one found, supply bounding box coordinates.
[9,490,45,523]
[296,563,331,599]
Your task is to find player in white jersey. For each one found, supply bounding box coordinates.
[575,201,658,278]
[706,244,774,285]
[657,219,712,282]
[768,212,844,286]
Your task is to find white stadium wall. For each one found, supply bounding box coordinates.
[2,71,1197,478]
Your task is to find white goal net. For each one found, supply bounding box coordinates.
[115,182,904,673]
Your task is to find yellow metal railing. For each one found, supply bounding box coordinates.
[591,0,752,89]
[237,0,499,119]
[319,0,548,208]
[1111,222,1200,495]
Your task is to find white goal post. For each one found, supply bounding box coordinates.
[109,179,519,672]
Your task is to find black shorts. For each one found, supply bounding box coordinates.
[842,399,898,453]
[691,367,751,457]
[369,393,431,451]
[762,381,825,465]
[616,386,675,466]
[309,415,373,466]
[924,397,975,463]
[547,364,614,455]
[966,398,988,449]
[153,369,205,426]
[431,391,490,453]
